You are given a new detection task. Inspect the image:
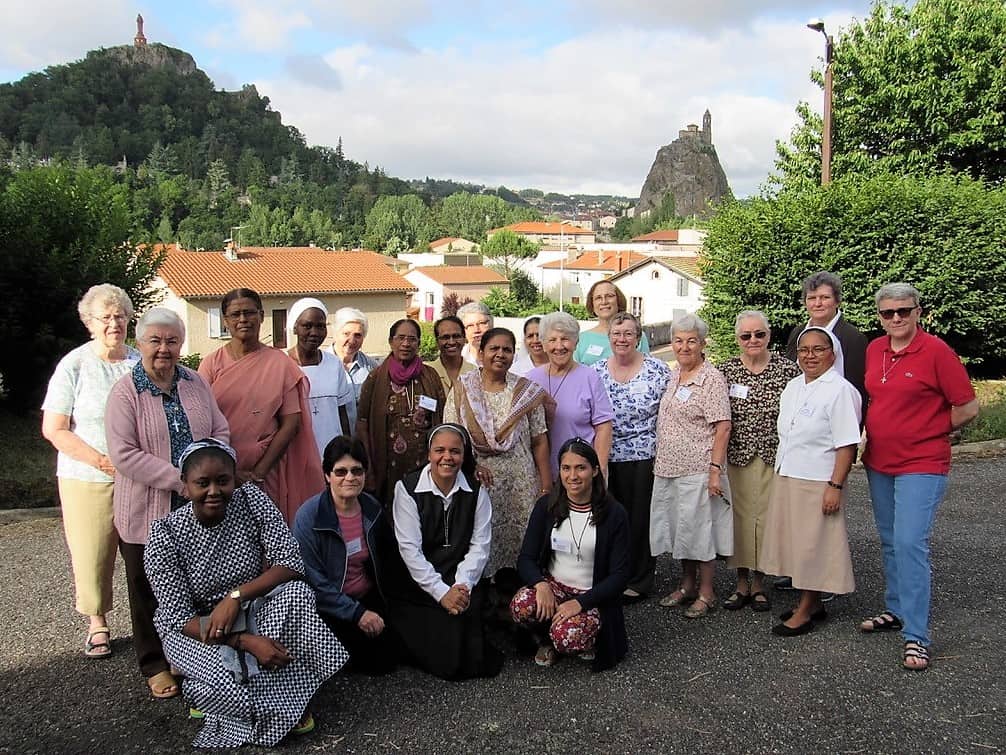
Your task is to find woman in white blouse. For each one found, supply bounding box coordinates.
[760,327,862,636]
[385,423,502,679]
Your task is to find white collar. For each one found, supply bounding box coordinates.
[414,465,473,498]
[805,309,842,333]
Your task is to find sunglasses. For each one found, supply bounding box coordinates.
[330,466,365,478]
[878,306,918,320]
[739,331,767,341]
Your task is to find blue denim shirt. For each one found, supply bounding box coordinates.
[292,487,385,623]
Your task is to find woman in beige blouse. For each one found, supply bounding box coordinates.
[649,314,732,619]
[718,311,799,612]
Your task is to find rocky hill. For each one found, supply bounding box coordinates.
[635,110,731,219]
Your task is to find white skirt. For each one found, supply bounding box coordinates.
[650,472,734,561]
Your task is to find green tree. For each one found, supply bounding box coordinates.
[699,172,1006,372]
[363,194,431,253]
[0,166,164,411]
[774,0,1006,189]
[482,228,539,278]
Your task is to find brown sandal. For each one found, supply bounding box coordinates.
[147,670,180,699]
[84,627,111,659]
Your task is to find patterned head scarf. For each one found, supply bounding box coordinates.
[179,438,237,473]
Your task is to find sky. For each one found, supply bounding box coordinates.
[0,0,876,198]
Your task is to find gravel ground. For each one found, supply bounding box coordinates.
[0,460,1003,754]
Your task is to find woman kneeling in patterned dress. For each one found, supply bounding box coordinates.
[144,439,348,749]
[511,439,630,670]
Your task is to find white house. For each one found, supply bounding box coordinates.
[630,228,706,256]
[538,250,648,307]
[605,256,704,324]
[404,265,509,322]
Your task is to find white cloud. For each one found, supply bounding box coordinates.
[256,18,845,197]
[0,0,134,69]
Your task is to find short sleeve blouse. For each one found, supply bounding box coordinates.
[719,354,801,467]
[594,356,672,462]
[653,360,731,478]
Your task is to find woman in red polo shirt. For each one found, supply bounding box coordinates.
[861,283,979,672]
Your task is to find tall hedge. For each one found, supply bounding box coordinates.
[700,173,1006,374]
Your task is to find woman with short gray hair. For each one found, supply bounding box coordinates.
[718,310,799,612]
[105,306,230,698]
[860,282,978,670]
[528,311,614,480]
[331,307,378,430]
[42,283,140,660]
[457,301,494,365]
[650,313,732,618]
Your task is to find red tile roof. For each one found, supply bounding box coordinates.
[490,221,595,236]
[608,255,705,283]
[540,251,647,271]
[409,266,508,285]
[158,246,415,298]
[632,229,680,242]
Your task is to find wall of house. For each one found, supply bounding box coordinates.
[153,289,412,359]
[406,273,510,322]
[613,264,704,325]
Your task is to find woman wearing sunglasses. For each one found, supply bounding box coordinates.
[860,283,978,671]
[718,311,800,613]
[293,436,398,674]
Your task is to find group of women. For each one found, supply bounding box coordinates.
[42,275,977,746]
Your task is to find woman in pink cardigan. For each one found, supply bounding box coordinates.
[105,308,229,699]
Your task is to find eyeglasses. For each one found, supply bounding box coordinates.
[224,309,260,321]
[330,466,365,478]
[593,293,617,302]
[464,320,490,330]
[672,338,701,347]
[92,313,128,324]
[143,337,180,348]
[739,331,767,341]
[797,345,832,356]
[392,334,418,343]
[878,306,918,320]
[609,329,638,340]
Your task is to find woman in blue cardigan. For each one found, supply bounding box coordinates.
[292,435,397,674]
[511,438,630,670]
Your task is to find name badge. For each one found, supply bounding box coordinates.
[729,383,750,399]
[798,405,815,417]
[418,394,438,411]
[629,382,649,396]
[550,532,574,554]
[586,344,604,357]
[675,386,692,402]
[345,537,363,556]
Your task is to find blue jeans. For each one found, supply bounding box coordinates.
[865,469,948,646]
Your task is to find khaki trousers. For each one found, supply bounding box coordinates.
[58,477,118,616]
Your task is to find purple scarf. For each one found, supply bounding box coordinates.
[387,354,424,386]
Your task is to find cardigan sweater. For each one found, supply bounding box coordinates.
[516,495,630,671]
[105,366,229,544]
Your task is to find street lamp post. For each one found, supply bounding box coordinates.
[807,19,834,185]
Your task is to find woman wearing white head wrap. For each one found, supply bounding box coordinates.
[286,298,355,460]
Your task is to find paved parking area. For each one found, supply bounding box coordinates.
[0,460,1002,754]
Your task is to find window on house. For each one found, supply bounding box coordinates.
[630,297,643,318]
[571,273,580,284]
[571,296,581,305]
[272,309,287,348]
[651,270,660,280]
[207,307,227,338]
[426,292,434,306]
[677,278,689,297]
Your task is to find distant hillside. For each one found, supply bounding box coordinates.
[0,42,407,193]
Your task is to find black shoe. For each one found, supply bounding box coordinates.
[820,592,836,603]
[772,619,815,637]
[773,577,795,591]
[779,607,828,622]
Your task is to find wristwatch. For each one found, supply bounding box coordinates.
[826,481,843,490]
[229,589,242,601]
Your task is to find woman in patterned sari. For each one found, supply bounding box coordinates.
[198,288,322,524]
[144,439,347,748]
[445,327,551,585]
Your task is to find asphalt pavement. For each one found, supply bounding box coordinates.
[0,459,1003,754]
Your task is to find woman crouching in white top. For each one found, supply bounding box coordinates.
[511,438,630,670]
[760,327,862,636]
